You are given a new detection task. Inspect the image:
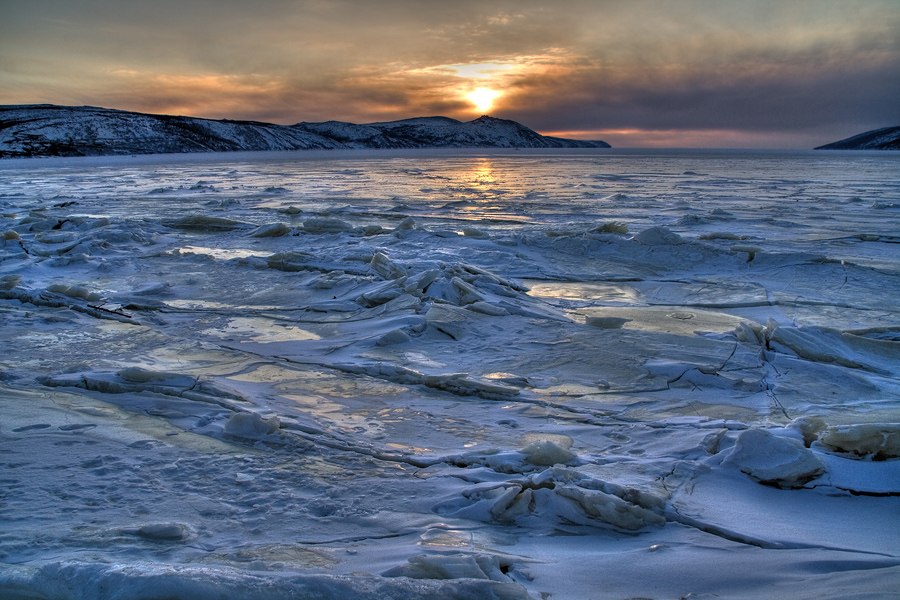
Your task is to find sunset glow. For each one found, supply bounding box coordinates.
[467,88,500,113]
[0,0,897,147]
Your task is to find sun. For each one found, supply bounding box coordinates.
[467,88,500,113]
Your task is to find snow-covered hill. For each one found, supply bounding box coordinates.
[0,105,610,158]
[815,126,900,150]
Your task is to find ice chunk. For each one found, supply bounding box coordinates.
[361,224,386,235]
[818,423,900,460]
[467,301,509,316]
[302,217,353,234]
[1,274,22,290]
[57,216,109,231]
[489,486,534,521]
[675,214,706,226]
[223,412,280,439]
[396,216,417,230]
[440,467,666,531]
[601,193,629,202]
[382,554,508,581]
[633,226,687,245]
[131,281,171,296]
[333,362,519,399]
[130,523,187,541]
[420,373,520,398]
[462,227,489,238]
[788,416,827,447]
[45,283,102,302]
[522,440,576,466]
[451,277,485,305]
[425,304,471,339]
[767,325,899,374]
[166,215,246,231]
[249,222,291,237]
[735,321,765,344]
[37,231,76,244]
[55,368,247,403]
[267,251,313,272]
[592,221,629,234]
[370,252,406,279]
[459,263,527,292]
[356,280,405,307]
[73,372,219,410]
[698,231,744,240]
[820,452,900,494]
[49,253,91,266]
[403,269,440,295]
[723,428,826,488]
[117,366,185,384]
[376,328,412,346]
[556,485,666,531]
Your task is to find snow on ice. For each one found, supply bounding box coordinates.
[0,149,899,599]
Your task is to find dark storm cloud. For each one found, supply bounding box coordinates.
[1,0,898,147]
[507,57,900,138]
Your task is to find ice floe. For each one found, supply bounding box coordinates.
[1,149,898,599]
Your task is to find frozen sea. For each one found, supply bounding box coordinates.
[1,148,898,599]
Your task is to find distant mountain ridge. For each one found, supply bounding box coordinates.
[815,126,900,150]
[0,104,610,158]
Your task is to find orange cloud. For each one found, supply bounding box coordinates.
[1,1,896,146]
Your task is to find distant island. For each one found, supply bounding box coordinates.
[0,105,610,158]
[815,126,900,150]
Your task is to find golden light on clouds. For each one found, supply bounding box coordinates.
[1,1,897,147]
[404,54,575,116]
[467,88,500,113]
[446,63,514,79]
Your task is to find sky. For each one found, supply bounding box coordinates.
[1,0,898,148]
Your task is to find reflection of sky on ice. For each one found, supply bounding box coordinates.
[1,149,899,599]
[3,150,897,253]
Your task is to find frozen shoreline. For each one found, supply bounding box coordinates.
[1,150,898,599]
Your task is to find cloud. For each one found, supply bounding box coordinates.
[501,54,900,136]
[1,0,898,147]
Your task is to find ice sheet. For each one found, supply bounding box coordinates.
[1,149,898,599]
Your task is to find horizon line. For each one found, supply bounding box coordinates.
[3,103,894,151]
